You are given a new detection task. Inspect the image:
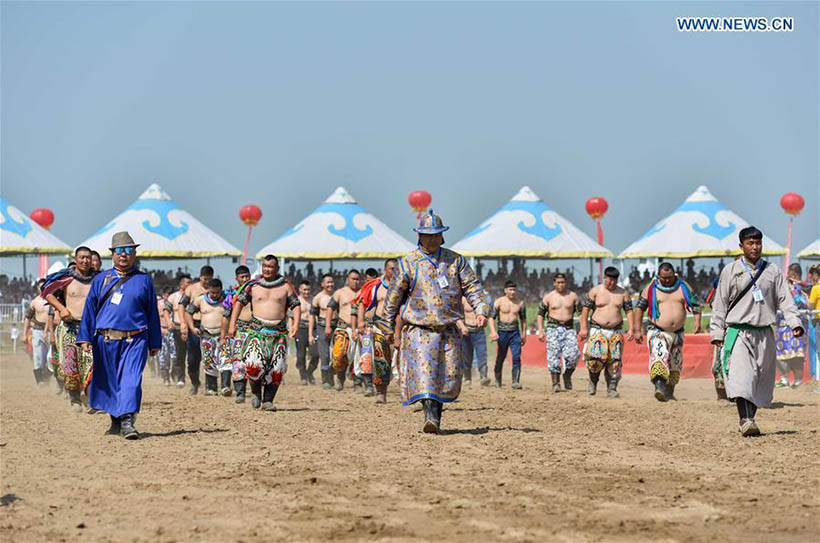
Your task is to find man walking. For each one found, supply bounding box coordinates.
[489,281,527,389]
[378,210,490,433]
[536,273,580,393]
[76,232,162,439]
[633,263,702,401]
[710,227,803,436]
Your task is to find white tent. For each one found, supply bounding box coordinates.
[451,186,611,258]
[618,185,786,259]
[79,184,241,258]
[256,187,414,259]
[0,197,72,255]
[797,238,820,260]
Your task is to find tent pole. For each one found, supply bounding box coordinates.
[589,258,594,284]
[22,254,27,280]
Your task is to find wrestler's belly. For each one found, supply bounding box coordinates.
[652,309,686,332]
[549,309,574,323]
[592,307,623,328]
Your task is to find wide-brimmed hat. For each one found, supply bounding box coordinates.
[413,209,449,234]
[110,231,140,250]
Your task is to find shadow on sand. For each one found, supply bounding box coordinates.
[439,426,541,436]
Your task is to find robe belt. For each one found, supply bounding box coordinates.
[547,316,574,330]
[98,328,146,341]
[30,321,46,330]
[721,323,769,376]
[590,321,623,332]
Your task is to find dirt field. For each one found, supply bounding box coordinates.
[1,351,818,543]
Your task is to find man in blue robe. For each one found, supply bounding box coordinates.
[77,231,162,439]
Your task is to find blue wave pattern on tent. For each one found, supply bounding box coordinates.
[639,199,735,242]
[0,198,32,238]
[462,201,562,242]
[131,200,189,240]
[280,203,373,243]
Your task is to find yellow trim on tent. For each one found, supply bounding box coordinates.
[0,247,72,255]
[454,250,613,258]
[617,248,787,259]
[797,250,820,260]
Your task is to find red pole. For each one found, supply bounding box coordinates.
[784,216,793,274]
[38,254,48,278]
[596,218,604,282]
[241,225,253,265]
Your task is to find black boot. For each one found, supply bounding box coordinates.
[353,375,363,393]
[321,370,331,390]
[605,373,619,399]
[261,383,278,411]
[587,371,599,395]
[563,368,574,390]
[463,367,472,385]
[551,373,561,393]
[204,374,218,396]
[363,375,375,397]
[479,365,490,386]
[652,377,668,402]
[511,366,522,390]
[120,413,139,440]
[422,400,440,434]
[69,389,83,412]
[33,369,42,385]
[299,367,308,386]
[105,415,121,435]
[335,371,345,391]
[250,379,263,408]
[220,371,232,396]
[234,379,246,403]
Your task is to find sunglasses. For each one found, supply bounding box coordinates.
[113,247,134,255]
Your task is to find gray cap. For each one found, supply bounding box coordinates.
[110,231,140,250]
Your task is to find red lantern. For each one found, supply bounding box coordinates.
[408,191,432,213]
[585,197,608,220]
[239,204,262,226]
[780,193,804,216]
[30,208,55,230]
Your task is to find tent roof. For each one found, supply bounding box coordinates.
[451,186,612,258]
[0,197,72,255]
[796,238,820,260]
[618,185,786,259]
[255,187,414,259]
[78,184,241,258]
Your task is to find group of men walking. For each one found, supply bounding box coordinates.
[20,217,807,438]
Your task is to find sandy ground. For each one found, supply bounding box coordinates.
[1,351,819,543]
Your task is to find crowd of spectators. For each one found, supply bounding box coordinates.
[0,275,39,304]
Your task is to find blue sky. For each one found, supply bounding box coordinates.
[2,1,817,277]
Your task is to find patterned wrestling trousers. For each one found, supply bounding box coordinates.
[546,325,580,374]
[583,325,623,379]
[158,330,176,378]
[200,331,231,377]
[242,319,288,385]
[646,325,684,385]
[359,324,392,386]
[229,321,251,381]
[58,321,93,392]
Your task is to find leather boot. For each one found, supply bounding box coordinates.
[652,377,668,402]
[563,368,574,390]
[69,389,83,412]
[120,413,139,440]
[234,379,246,403]
[250,379,263,408]
[479,365,490,386]
[353,375,363,393]
[363,375,375,397]
[374,383,387,404]
[261,383,278,411]
[220,371,232,396]
[666,383,677,401]
[204,374,218,396]
[605,373,619,398]
[33,369,42,385]
[511,366,522,389]
[463,367,472,386]
[551,373,561,393]
[334,371,345,391]
[587,371,599,395]
[422,400,440,434]
[105,415,121,435]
